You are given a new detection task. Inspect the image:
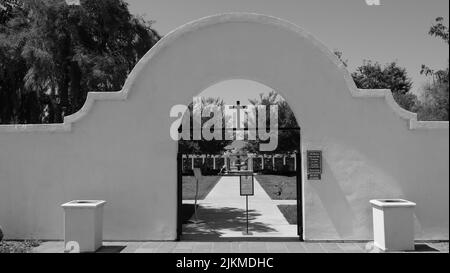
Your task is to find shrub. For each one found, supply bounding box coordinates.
[0,240,40,253]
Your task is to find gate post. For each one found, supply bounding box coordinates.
[176,153,182,241]
[296,151,303,241]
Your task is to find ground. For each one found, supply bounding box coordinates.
[256,175,296,200]
[182,175,221,200]
[32,240,449,253]
[277,205,297,225]
[28,175,450,254]
[254,175,297,225]
[0,240,40,253]
[182,175,222,223]
[182,176,297,239]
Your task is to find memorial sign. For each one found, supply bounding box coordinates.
[307,150,322,180]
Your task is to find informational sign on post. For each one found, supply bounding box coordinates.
[239,174,254,235]
[240,175,254,196]
[307,150,322,180]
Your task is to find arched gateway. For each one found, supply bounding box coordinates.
[0,13,448,241]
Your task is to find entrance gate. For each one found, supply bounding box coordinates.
[176,128,303,241]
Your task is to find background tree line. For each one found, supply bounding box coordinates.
[178,92,300,155]
[1,2,447,125]
[0,0,160,124]
[335,17,448,121]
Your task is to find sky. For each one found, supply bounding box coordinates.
[200,80,273,104]
[126,0,449,102]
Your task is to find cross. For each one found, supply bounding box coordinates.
[229,101,247,130]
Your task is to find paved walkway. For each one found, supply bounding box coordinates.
[182,176,297,240]
[32,240,449,253]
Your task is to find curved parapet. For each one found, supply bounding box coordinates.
[0,13,447,133]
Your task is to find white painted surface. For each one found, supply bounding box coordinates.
[0,13,448,240]
[371,200,415,251]
[62,200,105,252]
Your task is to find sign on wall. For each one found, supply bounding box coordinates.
[307,150,322,180]
[240,175,254,196]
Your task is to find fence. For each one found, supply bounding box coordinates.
[181,153,298,174]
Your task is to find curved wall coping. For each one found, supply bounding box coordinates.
[0,13,448,133]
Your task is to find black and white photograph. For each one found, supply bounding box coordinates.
[0,0,448,270]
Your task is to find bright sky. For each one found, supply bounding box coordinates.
[126,0,449,100]
[199,80,273,105]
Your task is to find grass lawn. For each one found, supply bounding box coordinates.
[182,175,221,200]
[0,240,40,253]
[256,175,297,200]
[277,205,297,225]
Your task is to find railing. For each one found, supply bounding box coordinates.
[181,153,298,173]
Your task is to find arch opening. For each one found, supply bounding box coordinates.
[175,79,303,241]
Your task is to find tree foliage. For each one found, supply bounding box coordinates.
[352,60,413,95]
[179,92,300,155]
[418,17,449,121]
[247,91,300,154]
[178,97,232,154]
[334,50,348,67]
[428,17,449,44]
[0,0,160,124]
[418,81,449,121]
[351,60,418,112]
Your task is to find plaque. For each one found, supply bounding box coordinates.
[308,173,322,180]
[307,150,322,180]
[240,175,254,196]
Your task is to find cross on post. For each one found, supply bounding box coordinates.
[229,101,247,130]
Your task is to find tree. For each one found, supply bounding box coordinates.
[417,17,449,121]
[0,0,160,124]
[0,0,37,124]
[178,97,232,154]
[334,50,348,67]
[418,82,449,121]
[248,91,300,154]
[352,61,412,95]
[428,17,449,44]
[352,60,418,112]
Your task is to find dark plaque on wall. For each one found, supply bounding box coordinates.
[307,150,322,180]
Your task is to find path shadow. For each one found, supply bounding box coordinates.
[410,244,440,252]
[95,245,126,253]
[182,203,197,224]
[182,205,277,240]
[366,242,441,253]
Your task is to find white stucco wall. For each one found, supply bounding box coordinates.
[0,13,448,241]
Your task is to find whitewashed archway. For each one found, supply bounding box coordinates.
[0,13,448,241]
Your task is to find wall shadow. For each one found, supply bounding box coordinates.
[309,160,355,238]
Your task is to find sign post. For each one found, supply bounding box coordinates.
[240,174,254,235]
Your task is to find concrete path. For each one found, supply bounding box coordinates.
[32,240,449,253]
[182,176,297,240]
